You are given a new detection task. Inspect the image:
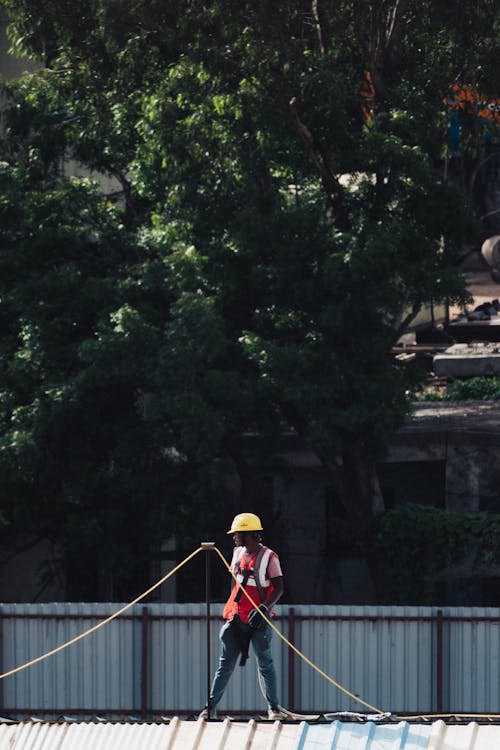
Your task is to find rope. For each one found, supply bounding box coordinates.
[0,541,452,721]
[213,545,386,716]
[0,546,203,681]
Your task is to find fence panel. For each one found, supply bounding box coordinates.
[0,603,499,716]
[289,606,435,713]
[0,603,141,714]
[444,607,500,713]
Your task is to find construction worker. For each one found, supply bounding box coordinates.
[199,512,285,720]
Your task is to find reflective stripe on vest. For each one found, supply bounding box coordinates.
[234,546,273,592]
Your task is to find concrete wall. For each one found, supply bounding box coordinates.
[388,403,500,513]
[0,536,65,602]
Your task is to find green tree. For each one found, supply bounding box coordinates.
[0,0,497,599]
[0,163,230,599]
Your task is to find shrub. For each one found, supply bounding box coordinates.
[416,376,500,402]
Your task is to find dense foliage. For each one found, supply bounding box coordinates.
[0,0,497,599]
[418,376,500,401]
[377,504,500,604]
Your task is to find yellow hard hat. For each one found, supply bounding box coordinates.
[227,512,263,534]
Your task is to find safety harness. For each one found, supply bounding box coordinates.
[231,545,271,666]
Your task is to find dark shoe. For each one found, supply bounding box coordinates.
[268,706,288,720]
[198,706,217,720]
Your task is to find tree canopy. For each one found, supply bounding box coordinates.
[0,0,498,600]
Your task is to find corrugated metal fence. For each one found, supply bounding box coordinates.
[1,604,499,718]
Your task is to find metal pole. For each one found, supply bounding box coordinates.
[140,606,149,719]
[288,607,296,712]
[436,609,443,713]
[201,542,215,718]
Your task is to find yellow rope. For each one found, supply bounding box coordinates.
[213,545,386,716]
[2,541,463,722]
[0,546,203,681]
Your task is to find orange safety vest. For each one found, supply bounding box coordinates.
[222,545,275,624]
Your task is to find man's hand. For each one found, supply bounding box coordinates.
[248,605,268,630]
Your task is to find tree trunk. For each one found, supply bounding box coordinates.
[322,438,384,534]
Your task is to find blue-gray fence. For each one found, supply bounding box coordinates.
[0,603,499,717]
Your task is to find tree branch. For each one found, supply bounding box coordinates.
[311,0,329,54]
[365,0,408,103]
[396,301,422,336]
[385,0,407,52]
[107,165,136,222]
[289,97,350,230]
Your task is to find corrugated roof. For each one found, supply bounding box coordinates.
[0,718,499,750]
